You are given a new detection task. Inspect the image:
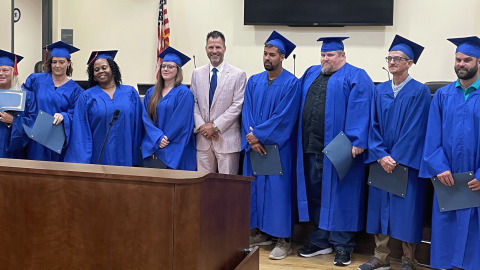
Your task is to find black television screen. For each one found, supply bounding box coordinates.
[244,0,394,26]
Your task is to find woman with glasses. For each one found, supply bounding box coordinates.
[65,51,142,166]
[0,50,36,158]
[23,41,83,161]
[141,47,196,170]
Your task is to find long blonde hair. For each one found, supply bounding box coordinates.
[147,64,183,124]
[0,67,20,90]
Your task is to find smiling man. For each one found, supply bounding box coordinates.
[242,30,300,260]
[358,35,430,270]
[295,37,374,266]
[420,36,480,270]
[191,30,246,174]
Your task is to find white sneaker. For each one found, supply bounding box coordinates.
[269,238,292,260]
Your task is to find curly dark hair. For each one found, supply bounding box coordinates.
[86,58,122,88]
[43,56,74,76]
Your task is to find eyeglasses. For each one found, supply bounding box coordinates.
[385,56,410,63]
[160,64,177,70]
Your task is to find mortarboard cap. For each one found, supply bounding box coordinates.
[43,41,79,59]
[389,35,424,64]
[0,49,24,75]
[447,36,480,58]
[265,31,296,59]
[158,46,191,67]
[317,37,349,52]
[87,50,118,65]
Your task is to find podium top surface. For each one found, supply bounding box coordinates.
[0,158,254,184]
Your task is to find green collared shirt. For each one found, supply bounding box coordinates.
[456,76,480,100]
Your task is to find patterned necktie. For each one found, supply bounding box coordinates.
[209,67,218,108]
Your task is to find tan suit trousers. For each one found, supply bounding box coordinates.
[374,234,417,266]
[197,144,240,175]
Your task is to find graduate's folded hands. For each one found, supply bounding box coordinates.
[246,126,259,144]
[379,155,397,173]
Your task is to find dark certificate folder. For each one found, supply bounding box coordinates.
[0,90,27,112]
[249,144,283,176]
[431,171,480,212]
[23,110,65,154]
[137,147,168,169]
[368,163,409,198]
[322,131,356,180]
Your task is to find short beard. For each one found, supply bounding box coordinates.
[455,64,478,80]
[321,65,333,75]
[264,61,275,71]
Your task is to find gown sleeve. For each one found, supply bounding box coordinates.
[419,91,450,178]
[64,93,93,164]
[390,85,431,169]
[140,89,165,159]
[344,69,374,149]
[251,79,301,148]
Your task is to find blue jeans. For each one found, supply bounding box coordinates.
[305,153,356,253]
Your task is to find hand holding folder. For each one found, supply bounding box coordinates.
[431,171,480,212]
[368,163,409,198]
[322,131,357,180]
[23,110,65,154]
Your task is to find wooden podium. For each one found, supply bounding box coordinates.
[0,159,256,270]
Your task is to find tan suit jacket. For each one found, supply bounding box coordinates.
[191,61,246,154]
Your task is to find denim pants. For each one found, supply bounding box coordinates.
[305,153,356,253]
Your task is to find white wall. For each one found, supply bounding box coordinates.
[0,0,11,51]
[31,0,480,86]
[13,0,42,82]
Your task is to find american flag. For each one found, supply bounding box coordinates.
[156,0,170,79]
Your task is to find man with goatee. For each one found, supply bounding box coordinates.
[243,30,300,260]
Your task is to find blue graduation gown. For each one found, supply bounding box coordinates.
[296,63,374,231]
[141,85,196,170]
[64,85,142,166]
[242,69,301,238]
[419,82,480,270]
[366,79,430,243]
[0,90,36,158]
[23,73,83,161]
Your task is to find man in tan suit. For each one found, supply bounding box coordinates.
[191,30,246,174]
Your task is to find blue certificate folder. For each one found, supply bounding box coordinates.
[322,131,356,181]
[249,144,283,176]
[0,90,27,112]
[368,163,409,198]
[431,171,480,212]
[23,110,65,154]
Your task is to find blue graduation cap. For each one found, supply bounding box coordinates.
[265,31,296,59]
[158,46,191,67]
[43,41,79,59]
[0,49,24,68]
[317,37,349,52]
[87,50,118,65]
[388,35,424,64]
[447,36,480,58]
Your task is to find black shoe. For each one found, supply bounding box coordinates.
[334,250,351,266]
[297,242,333,258]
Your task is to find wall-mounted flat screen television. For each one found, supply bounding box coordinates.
[244,0,394,27]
